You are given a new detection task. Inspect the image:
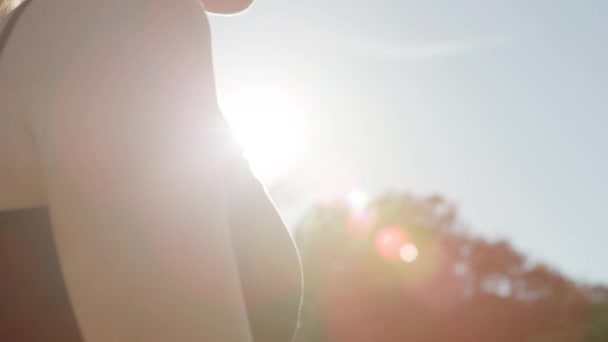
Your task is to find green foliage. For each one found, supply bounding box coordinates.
[586,300,608,341]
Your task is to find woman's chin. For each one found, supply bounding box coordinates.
[202,0,255,15]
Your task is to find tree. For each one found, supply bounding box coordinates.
[294,193,608,342]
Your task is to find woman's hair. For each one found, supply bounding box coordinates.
[0,0,18,19]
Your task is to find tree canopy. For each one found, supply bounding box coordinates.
[294,193,608,342]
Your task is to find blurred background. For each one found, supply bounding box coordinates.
[210,0,608,341]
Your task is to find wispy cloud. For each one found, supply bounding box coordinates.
[355,37,505,60]
[288,20,506,61]
[327,31,506,61]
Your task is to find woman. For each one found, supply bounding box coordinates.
[0,0,302,340]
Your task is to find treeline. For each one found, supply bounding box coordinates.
[293,193,608,341]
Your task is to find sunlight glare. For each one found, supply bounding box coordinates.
[220,86,308,181]
[347,189,368,212]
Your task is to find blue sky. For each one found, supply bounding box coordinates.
[210,0,608,284]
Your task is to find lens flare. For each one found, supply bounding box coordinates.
[399,243,419,263]
[374,226,409,262]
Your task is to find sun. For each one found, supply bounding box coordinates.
[219,86,309,182]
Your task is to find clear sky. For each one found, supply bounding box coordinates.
[209,0,608,284]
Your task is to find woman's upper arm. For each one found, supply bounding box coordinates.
[26,0,251,340]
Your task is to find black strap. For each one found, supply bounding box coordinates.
[0,0,35,60]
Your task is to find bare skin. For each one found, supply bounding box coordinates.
[202,0,255,15]
[0,0,300,340]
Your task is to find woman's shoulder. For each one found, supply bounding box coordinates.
[10,0,217,118]
[6,0,213,78]
[1,0,220,212]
